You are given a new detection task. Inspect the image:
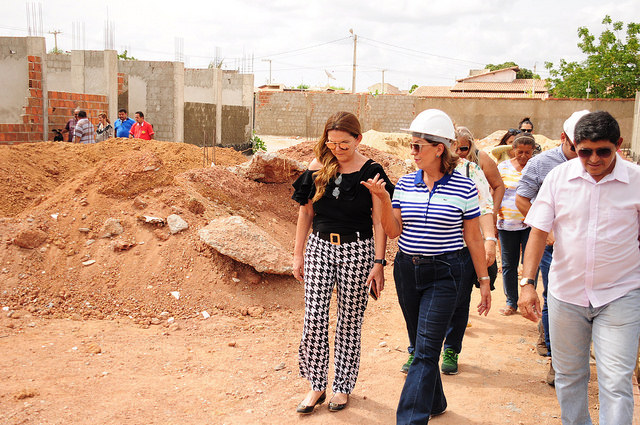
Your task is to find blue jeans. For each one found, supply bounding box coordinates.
[549,289,640,425]
[443,248,474,354]
[498,228,531,309]
[539,245,553,353]
[394,250,462,425]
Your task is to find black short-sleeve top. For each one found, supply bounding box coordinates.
[291,159,395,234]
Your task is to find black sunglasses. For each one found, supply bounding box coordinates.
[508,128,521,135]
[520,128,533,133]
[457,146,470,152]
[577,148,613,159]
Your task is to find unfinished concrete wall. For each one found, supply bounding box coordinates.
[254,92,636,144]
[0,37,47,143]
[118,60,184,142]
[184,68,218,103]
[183,68,253,148]
[184,102,215,146]
[45,53,72,92]
[71,50,118,120]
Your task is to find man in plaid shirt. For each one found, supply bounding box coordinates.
[73,110,96,144]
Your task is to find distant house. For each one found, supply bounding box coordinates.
[367,82,401,95]
[411,67,548,99]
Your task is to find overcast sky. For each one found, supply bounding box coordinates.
[2,0,639,92]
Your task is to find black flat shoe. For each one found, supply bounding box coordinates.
[328,394,349,412]
[296,391,326,414]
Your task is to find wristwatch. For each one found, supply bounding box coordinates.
[374,259,387,266]
[519,278,535,287]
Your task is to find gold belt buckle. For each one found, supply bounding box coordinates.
[329,233,340,245]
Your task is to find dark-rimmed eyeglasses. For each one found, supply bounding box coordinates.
[577,148,613,159]
[456,146,470,152]
[325,141,351,150]
[520,128,533,133]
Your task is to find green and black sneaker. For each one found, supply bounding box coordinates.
[401,353,414,374]
[441,348,459,375]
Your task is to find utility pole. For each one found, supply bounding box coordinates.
[349,29,357,94]
[381,69,386,94]
[262,59,272,84]
[49,29,62,52]
[531,63,536,96]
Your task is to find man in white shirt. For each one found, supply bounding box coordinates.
[518,111,640,425]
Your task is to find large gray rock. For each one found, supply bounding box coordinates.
[167,214,188,234]
[227,151,307,183]
[198,216,292,275]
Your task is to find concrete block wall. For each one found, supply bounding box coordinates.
[45,53,72,92]
[184,68,253,147]
[118,60,184,142]
[254,91,637,143]
[71,50,118,121]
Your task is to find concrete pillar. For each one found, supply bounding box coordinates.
[70,51,85,94]
[214,68,222,146]
[173,61,184,142]
[104,50,118,124]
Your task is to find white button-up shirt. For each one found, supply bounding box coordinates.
[525,154,640,307]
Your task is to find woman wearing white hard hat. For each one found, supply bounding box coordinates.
[363,109,491,424]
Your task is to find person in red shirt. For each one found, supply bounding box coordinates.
[129,111,154,140]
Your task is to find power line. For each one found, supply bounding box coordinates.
[253,36,350,60]
[358,36,485,66]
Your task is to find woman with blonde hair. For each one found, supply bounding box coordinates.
[292,111,393,414]
[453,126,505,224]
[96,112,113,142]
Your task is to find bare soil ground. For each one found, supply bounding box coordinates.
[0,137,629,424]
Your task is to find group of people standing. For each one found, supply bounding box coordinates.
[61,108,154,143]
[291,109,640,425]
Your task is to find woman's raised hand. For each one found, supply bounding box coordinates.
[361,173,389,200]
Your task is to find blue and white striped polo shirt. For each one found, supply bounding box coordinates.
[392,170,480,256]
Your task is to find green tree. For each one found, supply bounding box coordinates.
[409,84,419,93]
[485,61,540,79]
[296,84,309,90]
[545,16,640,98]
[118,50,136,61]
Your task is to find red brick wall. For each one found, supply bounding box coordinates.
[0,56,45,144]
[117,72,127,95]
[47,92,109,140]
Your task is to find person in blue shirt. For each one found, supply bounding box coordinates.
[113,108,135,138]
[364,109,490,424]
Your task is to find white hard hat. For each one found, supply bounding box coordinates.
[563,110,590,143]
[401,109,456,147]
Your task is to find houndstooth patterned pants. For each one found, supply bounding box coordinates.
[298,233,374,394]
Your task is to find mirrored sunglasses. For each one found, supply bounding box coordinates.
[325,141,351,149]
